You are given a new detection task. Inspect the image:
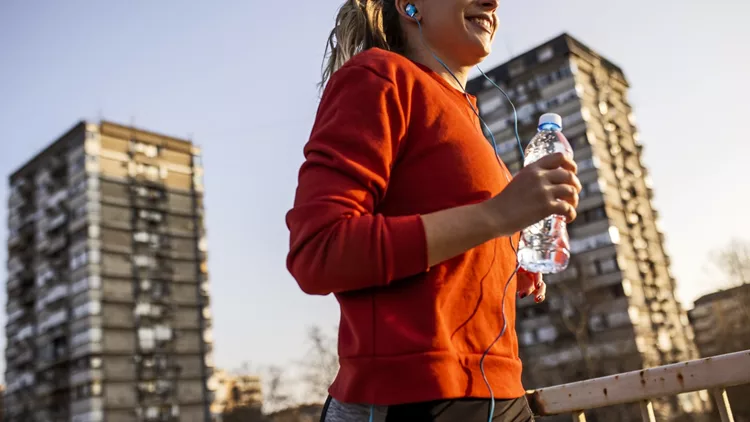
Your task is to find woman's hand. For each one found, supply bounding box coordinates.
[480,152,582,238]
[517,269,546,303]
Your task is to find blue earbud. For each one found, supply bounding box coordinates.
[405,4,417,18]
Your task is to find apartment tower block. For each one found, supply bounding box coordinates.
[6,121,214,422]
[467,34,705,421]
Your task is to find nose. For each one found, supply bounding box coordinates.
[479,0,499,12]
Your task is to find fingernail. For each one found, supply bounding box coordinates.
[535,295,544,303]
[536,281,543,289]
[519,292,528,299]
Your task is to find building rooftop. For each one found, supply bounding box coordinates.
[692,283,750,307]
[467,32,627,92]
[9,119,195,183]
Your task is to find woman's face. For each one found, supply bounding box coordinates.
[411,0,499,67]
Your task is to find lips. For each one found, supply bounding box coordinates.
[466,15,493,35]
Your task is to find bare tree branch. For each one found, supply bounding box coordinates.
[297,325,339,404]
[711,238,750,287]
[709,239,750,324]
[263,365,294,413]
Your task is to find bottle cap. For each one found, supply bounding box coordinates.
[538,113,563,129]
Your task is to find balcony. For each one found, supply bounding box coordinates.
[36,375,70,397]
[526,350,750,422]
[7,299,26,321]
[37,235,51,252]
[46,189,68,209]
[71,368,102,385]
[7,273,24,291]
[10,346,34,365]
[46,211,68,231]
[39,283,70,307]
[8,190,28,211]
[582,271,623,291]
[46,234,68,254]
[7,370,35,393]
[8,229,29,250]
[38,308,68,333]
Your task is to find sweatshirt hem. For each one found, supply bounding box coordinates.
[329,351,525,406]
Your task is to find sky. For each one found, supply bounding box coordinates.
[1,0,748,382]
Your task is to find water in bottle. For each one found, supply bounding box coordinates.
[517,113,574,274]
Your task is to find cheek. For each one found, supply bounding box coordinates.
[425,16,464,42]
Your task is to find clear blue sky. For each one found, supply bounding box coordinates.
[1,1,748,380]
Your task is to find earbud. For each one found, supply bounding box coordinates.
[405,3,417,18]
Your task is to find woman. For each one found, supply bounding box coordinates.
[286,0,581,420]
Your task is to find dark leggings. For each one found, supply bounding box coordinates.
[320,395,535,422]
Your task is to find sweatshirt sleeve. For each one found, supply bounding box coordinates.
[286,64,428,296]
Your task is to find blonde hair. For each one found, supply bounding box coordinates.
[320,0,404,89]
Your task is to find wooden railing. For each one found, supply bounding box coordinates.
[526,350,750,422]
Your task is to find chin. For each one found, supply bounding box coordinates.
[462,42,492,66]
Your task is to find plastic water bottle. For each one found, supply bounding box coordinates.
[517,113,574,274]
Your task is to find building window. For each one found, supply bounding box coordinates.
[70,250,88,270]
[134,255,155,268]
[69,154,86,175]
[594,256,619,275]
[139,328,156,350]
[73,300,101,319]
[608,226,621,244]
[155,325,173,341]
[70,179,87,197]
[577,157,599,172]
[563,111,583,127]
[479,94,503,115]
[581,206,607,223]
[538,46,554,62]
[570,230,616,253]
[628,306,641,325]
[73,204,87,219]
[133,142,159,158]
[585,182,602,197]
[487,117,508,133]
[496,139,517,154]
[589,314,606,331]
[537,326,558,343]
[71,327,102,347]
[611,283,626,298]
[134,186,163,199]
[89,248,100,264]
[139,210,162,222]
[519,330,536,346]
[130,163,162,180]
[579,180,603,200]
[91,356,102,368]
[73,381,102,400]
[516,103,537,125]
[509,60,525,77]
[607,311,631,328]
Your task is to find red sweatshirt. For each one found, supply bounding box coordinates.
[286,48,525,405]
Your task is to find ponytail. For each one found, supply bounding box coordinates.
[320,0,404,89]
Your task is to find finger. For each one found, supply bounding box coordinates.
[546,169,582,193]
[518,273,536,299]
[519,284,535,298]
[534,281,547,303]
[549,200,577,223]
[535,274,544,290]
[547,185,579,209]
[535,153,578,174]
